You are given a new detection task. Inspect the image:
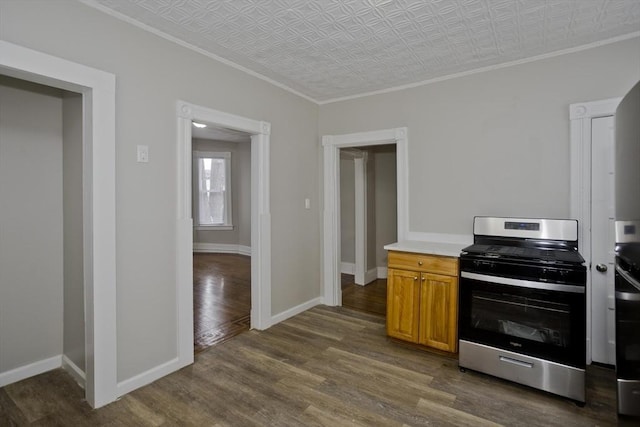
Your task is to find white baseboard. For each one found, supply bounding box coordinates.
[271,297,323,325]
[116,357,183,397]
[62,355,86,389]
[342,264,388,282]
[406,232,473,246]
[193,243,251,256]
[0,355,62,387]
[340,262,355,275]
[361,268,378,286]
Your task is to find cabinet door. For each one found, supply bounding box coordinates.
[386,268,421,342]
[419,273,458,352]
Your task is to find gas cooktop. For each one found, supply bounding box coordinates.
[462,244,585,265]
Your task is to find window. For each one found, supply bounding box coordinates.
[193,151,232,229]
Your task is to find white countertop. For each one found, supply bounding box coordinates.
[383,240,468,257]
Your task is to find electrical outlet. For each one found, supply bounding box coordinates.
[137,145,149,163]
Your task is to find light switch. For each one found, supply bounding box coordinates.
[305,198,311,209]
[137,145,149,163]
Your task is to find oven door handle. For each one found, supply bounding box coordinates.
[615,264,640,300]
[460,272,585,294]
[499,355,533,369]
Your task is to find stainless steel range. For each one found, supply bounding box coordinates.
[458,217,587,403]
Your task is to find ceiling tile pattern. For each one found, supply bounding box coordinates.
[90,0,640,102]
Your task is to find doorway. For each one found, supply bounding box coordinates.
[176,101,272,367]
[322,127,409,307]
[339,145,397,316]
[570,97,621,365]
[0,41,117,408]
[190,124,252,352]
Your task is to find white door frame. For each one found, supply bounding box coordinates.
[569,97,621,364]
[340,148,370,285]
[354,153,368,285]
[322,127,408,306]
[0,41,117,408]
[176,101,272,365]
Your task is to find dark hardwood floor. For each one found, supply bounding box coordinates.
[0,305,631,426]
[341,273,387,316]
[193,253,251,353]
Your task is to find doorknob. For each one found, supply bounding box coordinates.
[596,264,608,272]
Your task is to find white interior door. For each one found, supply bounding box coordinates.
[590,115,616,365]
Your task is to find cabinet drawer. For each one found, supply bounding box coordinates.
[388,251,458,276]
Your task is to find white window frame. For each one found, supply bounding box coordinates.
[193,151,233,230]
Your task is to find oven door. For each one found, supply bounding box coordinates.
[615,263,640,380]
[459,272,586,368]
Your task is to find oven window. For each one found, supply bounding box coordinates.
[471,290,571,348]
[616,298,640,377]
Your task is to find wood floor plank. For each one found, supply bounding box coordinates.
[275,377,403,427]
[0,305,627,426]
[416,397,504,427]
[213,343,327,386]
[324,347,436,386]
[279,316,346,341]
[305,354,438,415]
[193,253,251,353]
[341,274,387,316]
[298,308,372,330]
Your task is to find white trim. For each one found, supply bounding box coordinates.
[62,355,86,389]
[0,41,117,409]
[193,243,251,256]
[569,97,621,364]
[271,297,323,325]
[320,33,640,105]
[322,127,408,306]
[364,267,378,285]
[116,357,181,397]
[341,264,388,280]
[406,232,474,246]
[341,262,355,275]
[177,102,272,372]
[78,0,317,104]
[354,154,367,285]
[0,356,62,388]
[195,225,234,231]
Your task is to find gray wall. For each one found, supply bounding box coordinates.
[0,76,64,374]
[320,37,640,237]
[62,92,85,372]
[192,138,251,247]
[0,0,320,382]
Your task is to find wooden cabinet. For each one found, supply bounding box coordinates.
[386,251,459,353]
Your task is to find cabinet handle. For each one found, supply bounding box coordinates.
[413,276,418,280]
[418,261,423,266]
[422,276,426,281]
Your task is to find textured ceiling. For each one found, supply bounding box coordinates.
[85,0,640,103]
